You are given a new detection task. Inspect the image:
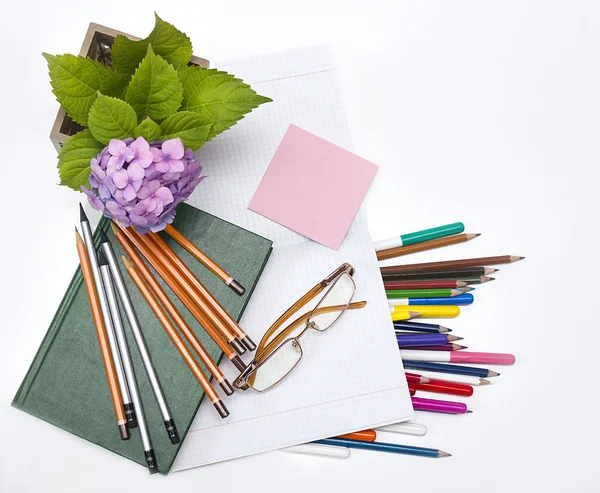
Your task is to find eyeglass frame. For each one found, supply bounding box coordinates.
[233,262,366,392]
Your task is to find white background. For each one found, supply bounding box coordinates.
[1,1,598,492]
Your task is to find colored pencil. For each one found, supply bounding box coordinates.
[314,437,450,458]
[390,310,421,321]
[162,225,247,296]
[402,360,500,378]
[393,320,451,333]
[381,266,497,279]
[122,256,230,419]
[400,350,515,365]
[376,422,427,436]
[386,288,469,298]
[407,344,467,351]
[75,230,129,441]
[396,334,460,347]
[374,222,465,252]
[389,294,473,306]
[409,387,416,396]
[112,224,246,372]
[385,276,494,285]
[405,373,430,384]
[281,443,351,459]
[409,381,474,397]
[411,396,468,414]
[392,305,460,319]
[377,233,479,260]
[384,280,468,289]
[407,370,490,386]
[381,255,524,274]
[337,430,377,442]
[117,229,234,396]
[145,233,248,354]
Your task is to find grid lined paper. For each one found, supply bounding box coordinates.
[172,46,412,471]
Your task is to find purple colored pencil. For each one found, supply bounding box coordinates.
[396,333,449,347]
[411,396,468,414]
[407,344,467,351]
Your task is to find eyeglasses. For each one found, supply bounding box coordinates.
[233,263,367,392]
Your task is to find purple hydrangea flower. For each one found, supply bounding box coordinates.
[81,137,205,233]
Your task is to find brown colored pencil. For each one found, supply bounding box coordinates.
[76,229,129,440]
[112,224,245,372]
[122,256,230,419]
[376,234,480,261]
[147,233,256,353]
[381,255,524,274]
[116,230,234,396]
[162,225,246,296]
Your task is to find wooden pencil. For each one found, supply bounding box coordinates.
[122,256,230,419]
[162,225,247,296]
[116,229,234,396]
[381,266,497,279]
[147,233,256,353]
[381,255,524,274]
[376,233,480,261]
[112,224,246,371]
[76,230,129,441]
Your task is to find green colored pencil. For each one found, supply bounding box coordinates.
[386,288,470,299]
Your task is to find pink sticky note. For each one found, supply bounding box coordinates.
[248,124,379,250]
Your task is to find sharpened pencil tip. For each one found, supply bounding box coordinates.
[439,326,450,333]
[79,203,89,223]
[75,229,83,243]
[475,233,481,237]
[121,255,133,269]
[98,228,109,244]
[480,378,491,385]
[489,371,500,377]
[466,410,473,414]
[407,311,420,319]
[438,451,451,458]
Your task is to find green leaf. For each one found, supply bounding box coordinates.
[159,112,213,150]
[88,94,138,145]
[134,117,162,141]
[43,53,127,125]
[179,66,272,139]
[57,130,104,190]
[112,13,193,75]
[125,45,183,121]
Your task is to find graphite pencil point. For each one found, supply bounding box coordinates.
[79,203,89,223]
[98,228,109,244]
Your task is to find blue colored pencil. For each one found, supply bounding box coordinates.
[396,333,452,347]
[393,321,451,334]
[402,360,500,378]
[314,438,450,458]
[390,293,474,306]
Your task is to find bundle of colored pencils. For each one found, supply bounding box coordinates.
[75,206,251,473]
[299,223,522,460]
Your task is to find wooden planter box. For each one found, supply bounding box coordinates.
[49,23,209,152]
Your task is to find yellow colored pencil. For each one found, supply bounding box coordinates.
[392,305,460,320]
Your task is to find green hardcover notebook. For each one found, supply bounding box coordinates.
[12,203,273,474]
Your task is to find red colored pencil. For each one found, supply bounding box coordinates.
[405,372,430,384]
[407,344,467,351]
[409,380,473,397]
[384,280,467,290]
[409,387,416,396]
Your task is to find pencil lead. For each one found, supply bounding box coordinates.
[488,370,500,377]
[480,378,491,385]
[475,233,481,237]
[438,451,451,458]
[97,249,108,267]
[439,326,450,333]
[75,228,83,243]
[98,228,109,244]
[79,203,89,223]
[466,410,473,414]
[455,345,468,350]
[447,335,462,342]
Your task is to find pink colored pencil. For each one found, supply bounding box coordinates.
[411,396,468,414]
[399,350,515,365]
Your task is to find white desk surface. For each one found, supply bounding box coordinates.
[1,1,597,491]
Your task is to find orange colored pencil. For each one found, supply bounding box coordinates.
[337,430,377,442]
[122,256,230,419]
[76,230,129,440]
[146,233,254,353]
[162,225,246,296]
[112,224,245,372]
[376,234,480,261]
[116,229,234,396]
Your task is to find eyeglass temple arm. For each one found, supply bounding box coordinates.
[256,301,367,363]
[255,264,355,357]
